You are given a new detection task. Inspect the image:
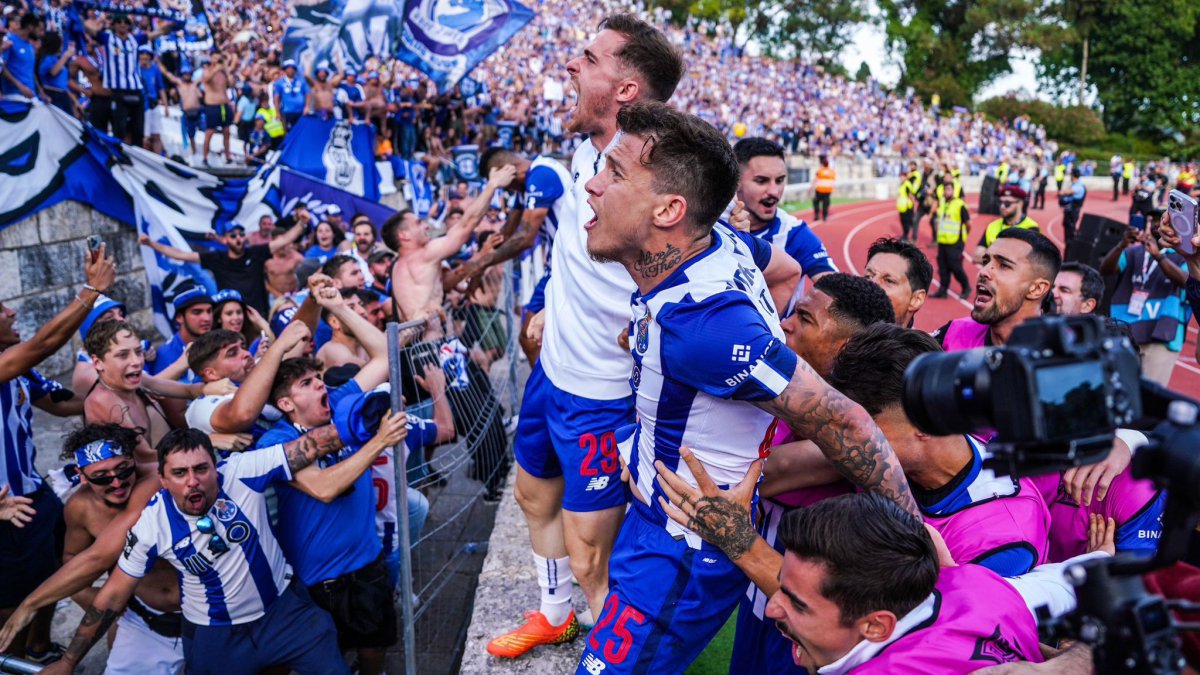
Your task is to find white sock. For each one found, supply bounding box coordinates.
[577,606,595,627]
[534,553,574,626]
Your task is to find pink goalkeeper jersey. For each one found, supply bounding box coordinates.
[848,565,1043,674]
[1030,468,1166,562]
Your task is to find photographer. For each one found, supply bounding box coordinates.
[934,228,1061,350]
[1099,215,1190,385]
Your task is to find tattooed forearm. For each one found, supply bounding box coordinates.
[63,605,119,664]
[760,361,920,517]
[634,243,682,278]
[284,425,345,473]
[687,496,759,560]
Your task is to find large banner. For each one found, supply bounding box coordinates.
[283,0,534,90]
[0,102,395,336]
[277,116,383,201]
[280,168,395,225]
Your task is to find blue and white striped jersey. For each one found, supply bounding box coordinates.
[750,211,837,278]
[100,31,143,90]
[621,225,798,549]
[118,446,294,626]
[1,370,63,497]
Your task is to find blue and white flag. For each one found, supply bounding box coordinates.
[280,168,395,226]
[495,120,517,149]
[390,157,433,218]
[283,0,533,91]
[277,116,382,201]
[452,144,480,182]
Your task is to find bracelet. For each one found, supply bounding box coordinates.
[74,294,96,309]
[82,284,100,294]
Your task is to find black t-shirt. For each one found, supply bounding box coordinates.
[199,244,272,315]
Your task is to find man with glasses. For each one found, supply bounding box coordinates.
[973,185,1040,266]
[140,218,307,316]
[40,425,398,675]
[57,424,185,675]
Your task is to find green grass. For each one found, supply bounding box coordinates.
[685,608,738,675]
[781,196,869,213]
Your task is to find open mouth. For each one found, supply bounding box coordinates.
[974,284,993,308]
[760,198,779,210]
[125,371,142,385]
[320,392,329,411]
[186,492,205,510]
[584,215,598,231]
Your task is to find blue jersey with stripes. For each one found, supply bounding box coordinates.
[621,224,797,549]
[118,446,294,626]
[749,211,837,278]
[1,369,62,497]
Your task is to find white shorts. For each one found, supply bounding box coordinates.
[105,605,185,675]
[144,106,164,136]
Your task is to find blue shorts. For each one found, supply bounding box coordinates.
[514,361,633,512]
[576,501,747,675]
[181,581,346,675]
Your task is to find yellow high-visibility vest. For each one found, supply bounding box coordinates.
[984,216,1040,246]
[936,198,968,245]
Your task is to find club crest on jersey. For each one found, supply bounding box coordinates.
[631,363,641,389]
[635,311,651,354]
[213,498,239,522]
[970,626,1024,664]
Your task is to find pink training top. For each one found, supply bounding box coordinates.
[941,317,990,352]
[769,422,854,508]
[1031,468,1166,562]
[851,565,1044,673]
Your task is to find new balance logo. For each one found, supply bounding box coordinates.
[732,345,751,362]
[582,654,607,674]
[585,476,611,491]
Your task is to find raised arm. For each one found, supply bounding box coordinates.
[52,568,141,672]
[754,357,918,516]
[138,234,200,263]
[209,321,311,433]
[425,165,517,261]
[453,203,541,283]
[280,424,347,474]
[313,286,387,389]
[289,410,406,502]
[268,214,308,254]
[0,246,116,383]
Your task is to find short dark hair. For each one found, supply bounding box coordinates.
[867,237,933,293]
[20,13,43,30]
[480,147,519,178]
[995,227,1061,282]
[732,137,785,167]
[270,357,323,409]
[271,226,291,239]
[321,254,358,279]
[812,273,896,328]
[85,320,137,360]
[61,423,141,461]
[187,329,244,374]
[779,493,938,626]
[597,14,683,103]
[156,428,216,473]
[825,323,942,416]
[381,209,416,251]
[1059,261,1104,304]
[615,101,739,230]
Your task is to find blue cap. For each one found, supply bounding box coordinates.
[270,305,297,337]
[282,59,297,68]
[345,67,358,76]
[79,294,125,340]
[212,289,244,306]
[216,221,246,236]
[172,287,211,313]
[333,384,392,446]
[137,45,154,55]
[75,439,125,468]
[367,71,380,80]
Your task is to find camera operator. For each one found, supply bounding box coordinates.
[933,228,1061,350]
[1099,215,1190,385]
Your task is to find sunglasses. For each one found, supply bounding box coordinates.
[998,199,1019,206]
[196,515,230,555]
[83,463,135,486]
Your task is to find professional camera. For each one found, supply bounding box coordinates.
[902,314,1200,674]
[902,314,1142,477]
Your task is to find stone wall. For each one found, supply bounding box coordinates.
[0,201,154,381]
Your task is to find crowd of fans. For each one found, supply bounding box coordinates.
[2,2,1200,675]
[1,0,1056,175]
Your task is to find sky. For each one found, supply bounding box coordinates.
[843,20,1044,102]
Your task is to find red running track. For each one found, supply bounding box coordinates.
[791,193,1200,396]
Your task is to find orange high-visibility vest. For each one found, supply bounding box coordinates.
[815,166,836,194]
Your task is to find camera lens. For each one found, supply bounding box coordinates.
[902,349,996,437]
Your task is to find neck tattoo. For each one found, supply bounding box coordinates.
[635,243,683,279]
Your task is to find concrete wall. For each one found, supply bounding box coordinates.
[0,202,154,381]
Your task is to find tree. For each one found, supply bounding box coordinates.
[877,0,1045,108]
[1039,0,1200,135]
[854,61,873,82]
[744,0,867,62]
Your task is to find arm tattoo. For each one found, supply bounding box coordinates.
[634,243,682,278]
[687,496,758,561]
[761,360,920,517]
[64,606,119,663]
[284,425,344,473]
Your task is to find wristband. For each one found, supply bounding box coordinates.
[74,294,96,309]
[82,284,100,294]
